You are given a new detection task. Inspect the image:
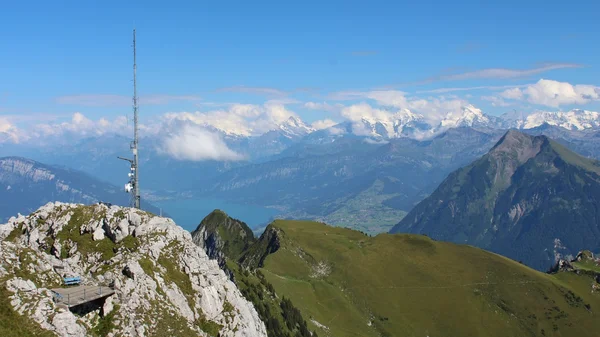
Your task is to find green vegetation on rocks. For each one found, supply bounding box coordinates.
[1,202,267,336]
[193,210,318,337]
[5,224,23,242]
[191,209,256,264]
[197,316,223,337]
[0,285,55,337]
[92,304,120,337]
[158,242,194,304]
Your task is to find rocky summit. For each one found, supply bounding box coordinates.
[0,202,267,337]
[191,210,256,267]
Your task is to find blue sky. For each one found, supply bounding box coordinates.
[1,0,599,138]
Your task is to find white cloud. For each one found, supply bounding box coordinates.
[163,102,299,136]
[407,97,470,123]
[330,90,468,122]
[501,79,600,107]
[32,113,131,139]
[0,117,14,133]
[0,112,133,144]
[365,91,408,108]
[304,102,344,112]
[416,84,528,94]
[8,101,301,145]
[158,123,245,161]
[431,63,581,82]
[500,88,524,100]
[328,126,346,135]
[0,117,22,143]
[341,102,393,122]
[311,119,338,130]
[326,91,367,101]
[329,90,474,136]
[481,95,513,107]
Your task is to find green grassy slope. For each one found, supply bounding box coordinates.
[256,220,600,337]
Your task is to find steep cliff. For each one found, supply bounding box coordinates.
[191,210,256,267]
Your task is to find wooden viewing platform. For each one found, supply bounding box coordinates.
[51,285,115,308]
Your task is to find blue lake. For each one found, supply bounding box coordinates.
[154,197,280,232]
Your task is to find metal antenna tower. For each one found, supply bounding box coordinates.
[118,29,141,209]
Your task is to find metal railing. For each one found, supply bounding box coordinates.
[53,286,114,306]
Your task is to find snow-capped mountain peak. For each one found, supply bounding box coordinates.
[277,116,316,138]
[504,109,600,131]
[391,109,424,126]
[440,105,490,128]
[342,105,499,140]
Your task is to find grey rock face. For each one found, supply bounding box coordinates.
[0,202,267,337]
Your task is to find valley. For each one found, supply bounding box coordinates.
[4,110,600,237]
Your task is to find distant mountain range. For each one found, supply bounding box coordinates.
[502,109,600,131]
[200,107,600,141]
[390,130,600,271]
[3,109,600,233]
[0,156,161,222]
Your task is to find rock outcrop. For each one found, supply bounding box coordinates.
[0,202,267,337]
[239,225,282,269]
[191,210,256,267]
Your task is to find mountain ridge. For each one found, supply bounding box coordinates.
[196,212,600,337]
[390,129,600,270]
[0,156,163,222]
[203,107,600,141]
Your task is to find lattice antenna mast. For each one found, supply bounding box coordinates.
[118,29,141,209]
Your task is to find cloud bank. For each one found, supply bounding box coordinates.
[499,79,600,107]
[3,78,599,162]
[429,63,581,82]
[158,123,245,161]
[163,101,298,136]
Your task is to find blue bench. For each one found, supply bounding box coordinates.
[63,276,81,286]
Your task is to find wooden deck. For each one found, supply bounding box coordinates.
[51,285,115,308]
